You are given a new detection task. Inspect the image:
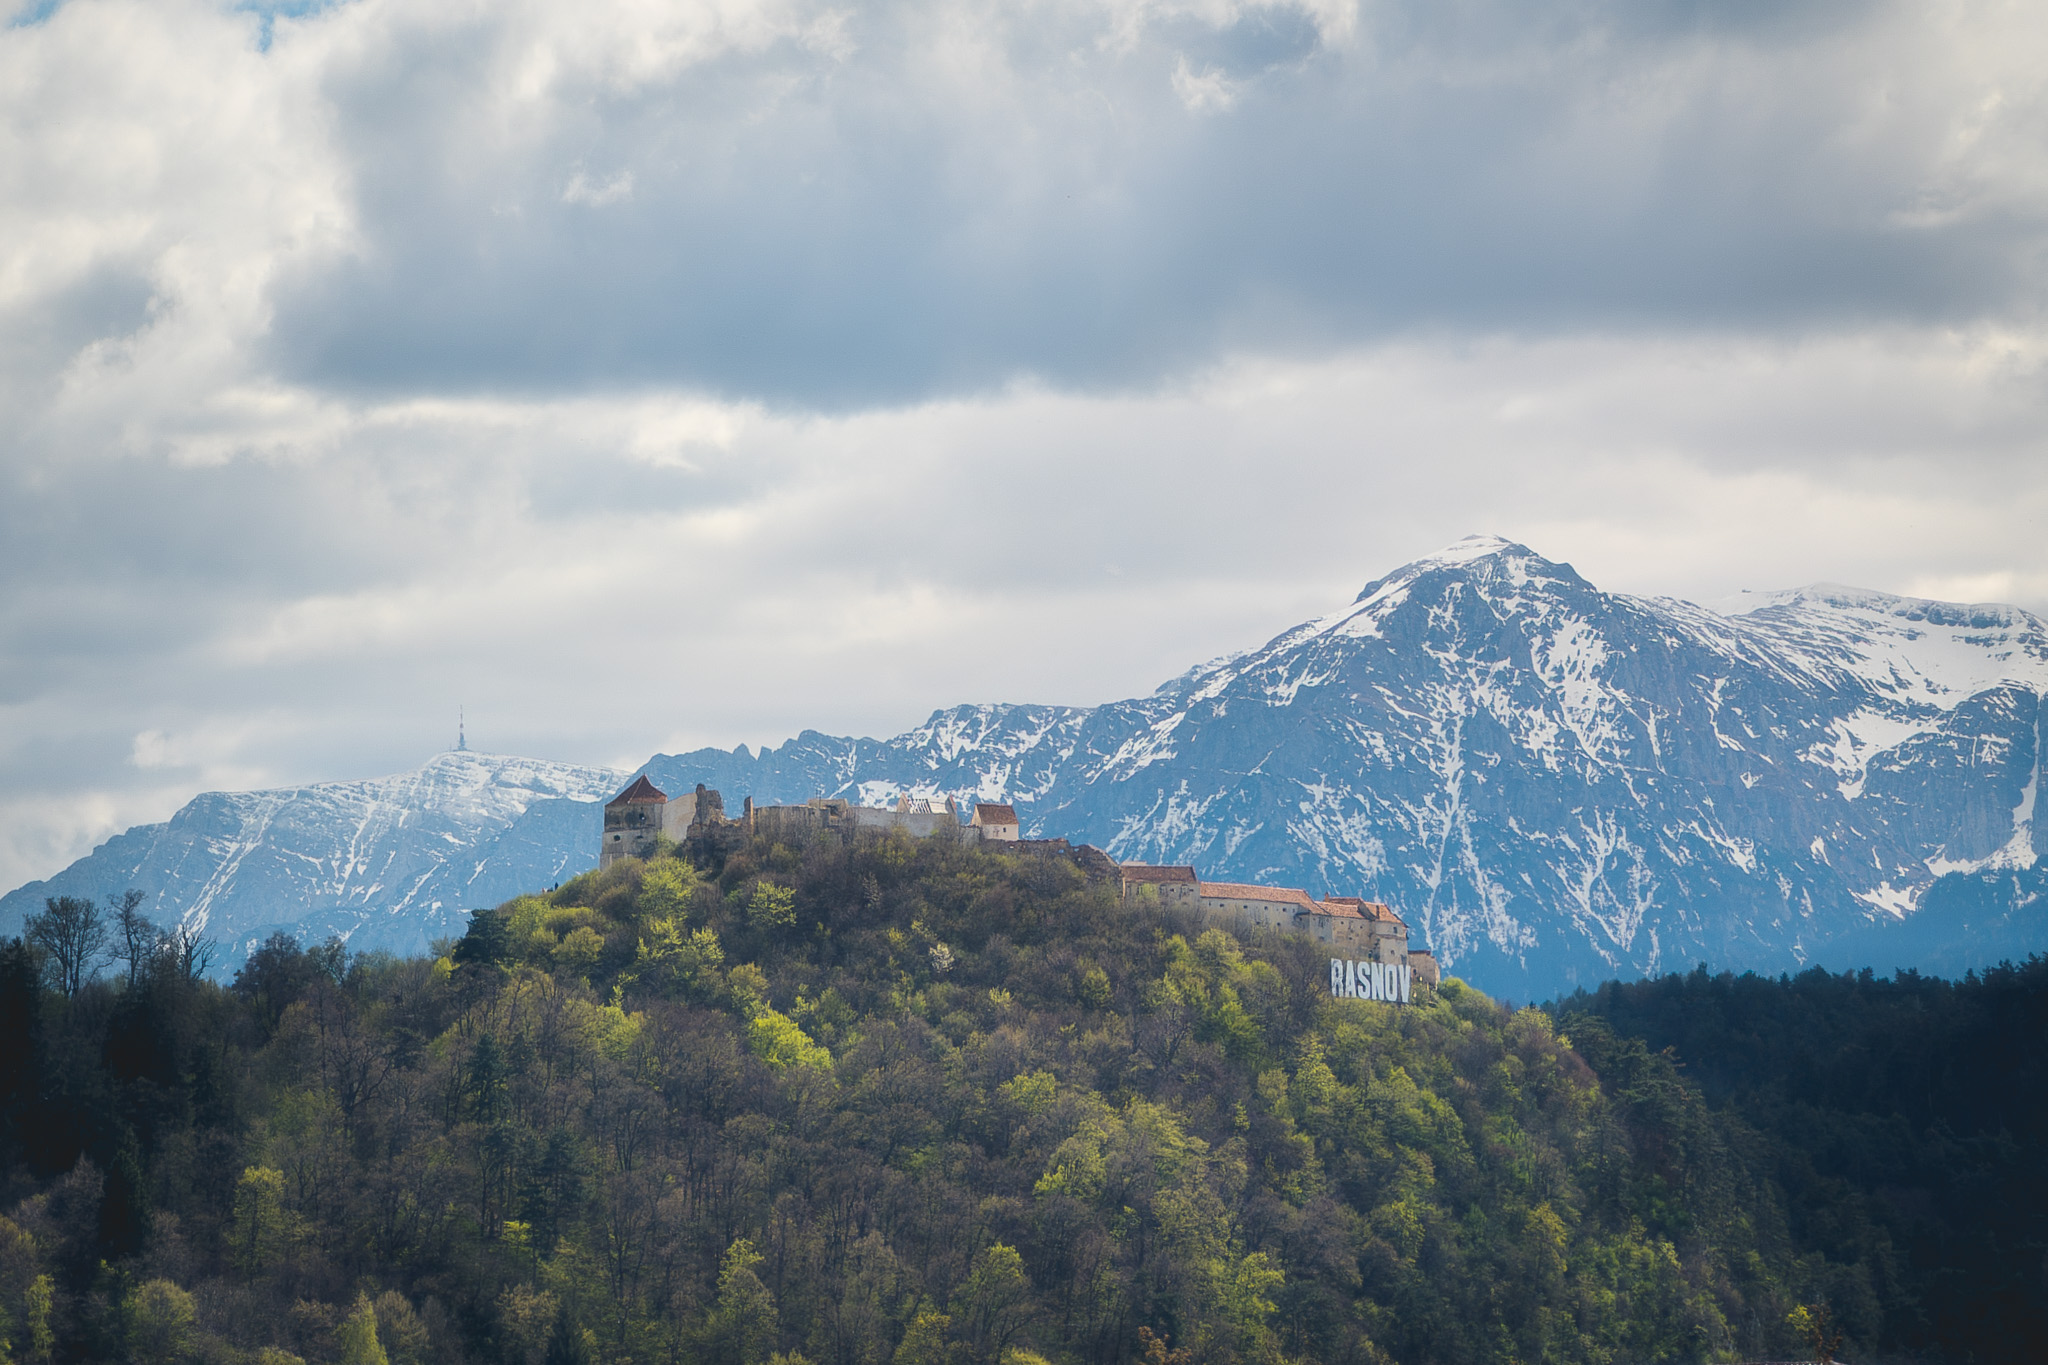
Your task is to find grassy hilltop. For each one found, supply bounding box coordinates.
[0,832,2040,1364]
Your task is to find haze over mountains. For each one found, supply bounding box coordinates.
[7,537,2043,996]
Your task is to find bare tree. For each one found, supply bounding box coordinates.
[161,921,216,983]
[111,889,155,989]
[26,895,109,997]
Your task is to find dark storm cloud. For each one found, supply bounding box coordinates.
[265,0,2047,407]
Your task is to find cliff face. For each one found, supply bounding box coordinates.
[10,537,2044,994]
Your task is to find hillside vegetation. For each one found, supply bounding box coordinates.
[1555,958,2048,1362]
[0,833,2037,1364]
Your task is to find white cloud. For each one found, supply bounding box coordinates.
[1171,54,1239,112]
[0,0,2045,893]
[562,170,636,206]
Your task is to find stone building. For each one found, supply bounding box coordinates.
[600,776,710,869]
[740,793,975,843]
[1196,881,1322,933]
[599,780,1124,878]
[1118,863,1200,907]
[1294,898,1375,952]
[744,797,852,843]
[1322,896,1412,965]
[970,803,1020,841]
[1116,859,1437,986]
[884,795,960,838]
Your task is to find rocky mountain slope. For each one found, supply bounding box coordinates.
[643,538,2048,992]
[0,752,621,969]
[7,538,2043,993]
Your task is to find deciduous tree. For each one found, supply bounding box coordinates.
[25,896,106,997]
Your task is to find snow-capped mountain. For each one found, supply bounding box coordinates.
[6,537,2043,994]
[0,751,622,970]
[643,537,2047,992]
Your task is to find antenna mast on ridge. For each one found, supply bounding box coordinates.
[457,706,468,752]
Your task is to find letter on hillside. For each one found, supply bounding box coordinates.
[1325,958,1413,1005]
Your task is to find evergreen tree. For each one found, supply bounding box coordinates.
[453,908,511,971]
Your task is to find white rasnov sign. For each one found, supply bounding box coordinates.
[1331,958,1412,1004]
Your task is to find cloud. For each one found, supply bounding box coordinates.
[4,329,2047,886]
[1171,55,1241,113]
[562,169,635,207]
[10,0,2048,412]
[230,0,2048,404]
[0,0,2045,893]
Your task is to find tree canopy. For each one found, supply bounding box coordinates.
[0,834,2037,1363]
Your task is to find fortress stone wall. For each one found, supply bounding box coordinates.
[597,778,1434,989]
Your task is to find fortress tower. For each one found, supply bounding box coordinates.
[599,776,709,868]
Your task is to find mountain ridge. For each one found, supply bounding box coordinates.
[0,750,623,967]
[7,536,2044,993]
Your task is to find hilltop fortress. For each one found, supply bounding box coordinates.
[600,779,1023,866]
[601,778,1438,997]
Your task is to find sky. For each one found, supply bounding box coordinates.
[2,0,2046,894]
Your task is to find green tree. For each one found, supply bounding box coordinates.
[453,908,511,971]
[337,1293,389,1365]
[637,858,698,922]
[892,1309,952,1365]
[747,881,798,932]
[23,1274,53,1363]
[1077,965,1112,1009]
[469,1033,510,1123]
[629,920,724,998]
[126,1278,197,1365]
[711,1238,779,1365]
[552,926,605,977]
[749,1008,831,1072]
[1789,1305,1844,1365]
[1216,1252,1284,1357]
[952,1244,1032,1364]
[371,1292,431,1365]
[230,1166,293,1272]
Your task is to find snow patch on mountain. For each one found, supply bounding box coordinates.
[12,536,2047,997]
[0,751,623,968]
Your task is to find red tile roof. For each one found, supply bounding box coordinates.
[1122,864,1199,884]
[1198,882,1321,911]
[608,775,668,806]
[973,803,1019,825]
[1323,895,1406,926]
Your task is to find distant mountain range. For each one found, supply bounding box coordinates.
[6,536,2043,995]
[0,753,621,969]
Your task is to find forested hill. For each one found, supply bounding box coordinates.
[0,835,2038,1365]
[1554,959,2048,1363]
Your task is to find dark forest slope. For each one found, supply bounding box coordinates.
[1555,959,2048,1363]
